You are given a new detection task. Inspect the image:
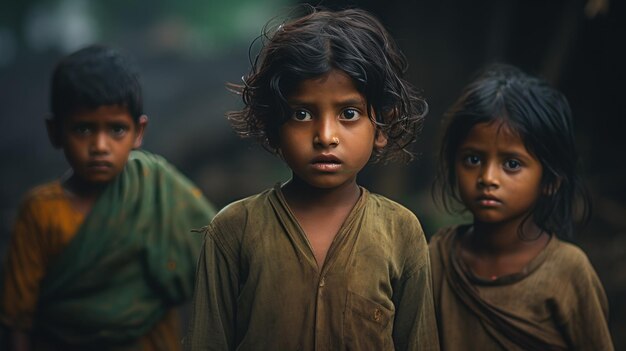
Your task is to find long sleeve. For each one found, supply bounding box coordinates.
[184,229,239,351]
[391,231,440,351]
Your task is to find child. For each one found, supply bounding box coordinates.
[185,7,439,351]
[0,45,216,350]
[430,64,613,350]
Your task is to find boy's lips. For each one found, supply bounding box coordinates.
[310,154,342,172]
[87,160,113,171]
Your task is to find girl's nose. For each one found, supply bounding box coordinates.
[313,116,339,148]
[478,163,499,188]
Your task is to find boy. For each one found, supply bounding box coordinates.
[0,45,215,350]
[185,8,439,351]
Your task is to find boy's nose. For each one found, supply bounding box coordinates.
[90,133,110,154]
[313,117,339,148]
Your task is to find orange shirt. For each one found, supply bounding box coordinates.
[1,181,182,351]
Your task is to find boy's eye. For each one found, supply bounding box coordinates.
[340,108,360,121]
[110,125,128,137]
[73,125,91,135]
[504,159,522,171]
[292,110,312,121]
[463,155,481,166]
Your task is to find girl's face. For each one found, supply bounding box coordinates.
[278,69,387,190]
[455,121,543,225]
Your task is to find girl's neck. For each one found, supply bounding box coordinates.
[467,218,546,256]
[281,174,360,211]
[460,217,551,281]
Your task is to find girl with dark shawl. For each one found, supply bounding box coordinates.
[430,64,613,350]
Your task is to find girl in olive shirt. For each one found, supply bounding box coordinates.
[185,7,439,351]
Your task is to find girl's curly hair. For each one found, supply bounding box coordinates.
[227,6,427,163]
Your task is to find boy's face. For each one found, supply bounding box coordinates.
[48,105,147,185]
[278,69,387,190]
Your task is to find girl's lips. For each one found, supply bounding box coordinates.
[476,196,502,206]
[311,154,341,163]
[310,162,342,172]
[310,154,342,172]
[477,199,500,206]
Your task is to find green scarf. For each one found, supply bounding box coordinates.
[35,150,215,345]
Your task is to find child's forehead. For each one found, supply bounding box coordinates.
[458,120,542,160]
[63,104,135,123]
[287,69,364,101]
[462,120,526,146]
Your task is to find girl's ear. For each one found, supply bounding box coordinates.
[133,115,149,149]
[46,118,62,149]
[374,129,388,150]
[544,177,562,196]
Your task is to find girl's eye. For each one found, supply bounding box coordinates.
[463,155,481,166]
[340,108,360,121]
[292,110,312,121]
[504,159,522,171]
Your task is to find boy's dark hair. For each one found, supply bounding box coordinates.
[50,45,143,122]
[227,7,426,163]
[434,63,591,238]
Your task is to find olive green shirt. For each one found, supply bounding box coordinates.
[430,225,614,351]
[185,185,439,351]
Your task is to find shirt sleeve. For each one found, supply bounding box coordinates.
[0,201,47,330]
[184,226,239,351]
[391,226,440,351]
[559,255,614,351]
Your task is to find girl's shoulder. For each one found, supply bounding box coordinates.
[538,238,606,297]
[364,192,425,233]
[365,191,419,221]
[546,238,597,275]
[211,188,275,227]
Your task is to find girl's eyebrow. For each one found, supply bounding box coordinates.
[287,97,366,107]
[457,146,484,153]
[458,146,533,161]
[498,151,534,161]
[336,98,366,106]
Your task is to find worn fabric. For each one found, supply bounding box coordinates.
[1,150,216,350]
[185,185,439,351]
[429,225,614,351]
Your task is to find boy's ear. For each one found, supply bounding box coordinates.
[374,129,388,150]
[46,117,62,149]
[133,115,148,149]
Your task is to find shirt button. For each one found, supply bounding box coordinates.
[373,308,382,322]
[319,277,325,287]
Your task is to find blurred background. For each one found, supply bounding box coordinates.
[0,0,624,347]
